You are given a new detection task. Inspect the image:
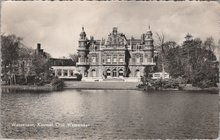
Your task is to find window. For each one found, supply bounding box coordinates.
[107,58,111,62]
[136,58,140,63]
[132,58,135,63]
[119,58,123,62]
[154,74,160,77]
[57,69,61,76]
[147,58,152,63]
[119,69,123,76]
[140,57,143,62]
[70,70,74,76]
[91,69,96,77]
[64,70,68,76]
[135,70,140,77]
[113,58,117,62]
[92,57,96,63]
[107,69,111,76]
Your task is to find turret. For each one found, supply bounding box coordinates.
[77,26,89,77]
[79,27,87,48]
[144,26,154,49]
[80,26,86,40]
[112,27,118,35]
[146,26,153,39]
[143,26,155,65]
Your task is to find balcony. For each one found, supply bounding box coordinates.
[102,62,125,65]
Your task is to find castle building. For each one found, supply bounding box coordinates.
[76,27,156,81]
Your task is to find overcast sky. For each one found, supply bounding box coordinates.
[1,1,219,58]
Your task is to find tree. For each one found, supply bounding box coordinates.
[143,32,218,88]
[155,32,167,79]
[1,35,21,70]
[204,37,215,52]
[217,39,220,61]
[18,45,34,59]
[31,52,51,82]
[167,35,218,87]
[1,34,23,84]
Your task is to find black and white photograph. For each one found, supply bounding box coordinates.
[1,1,219,139]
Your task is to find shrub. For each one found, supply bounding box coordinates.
[75,73,82,81]
[193,80,217,88]
[138,78,180,90]
[162,79,179,88]
[51,77,64,90]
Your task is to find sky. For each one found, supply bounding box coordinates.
[1,1,220,58]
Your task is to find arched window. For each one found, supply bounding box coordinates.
[135,69,140,77]
[106,69,111,77]
[118,69,124,77]
[91,69,96,77]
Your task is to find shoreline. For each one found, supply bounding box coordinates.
[1,84,55,92]
[1,81,219,93]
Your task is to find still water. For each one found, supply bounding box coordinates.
[1,90,219,139]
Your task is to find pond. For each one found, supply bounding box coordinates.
[1,90,218,139]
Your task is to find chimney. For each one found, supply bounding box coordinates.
[37,43,41,50]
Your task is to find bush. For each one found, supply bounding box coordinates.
[193,80,217,88]
[75,73,82,81]
[15,75,26,85]
[162,79,179,88]
[138,78,180,90]
[51,77,64,90]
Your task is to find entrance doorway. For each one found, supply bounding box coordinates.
[112,69,117,77]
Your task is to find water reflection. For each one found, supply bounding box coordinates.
[1,90,218,139]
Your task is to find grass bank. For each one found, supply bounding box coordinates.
[1,84,60,92]
[64,81,141,90]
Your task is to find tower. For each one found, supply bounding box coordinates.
[77,27,89,77]
[145,26,154,49]
[143,26,155,65]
